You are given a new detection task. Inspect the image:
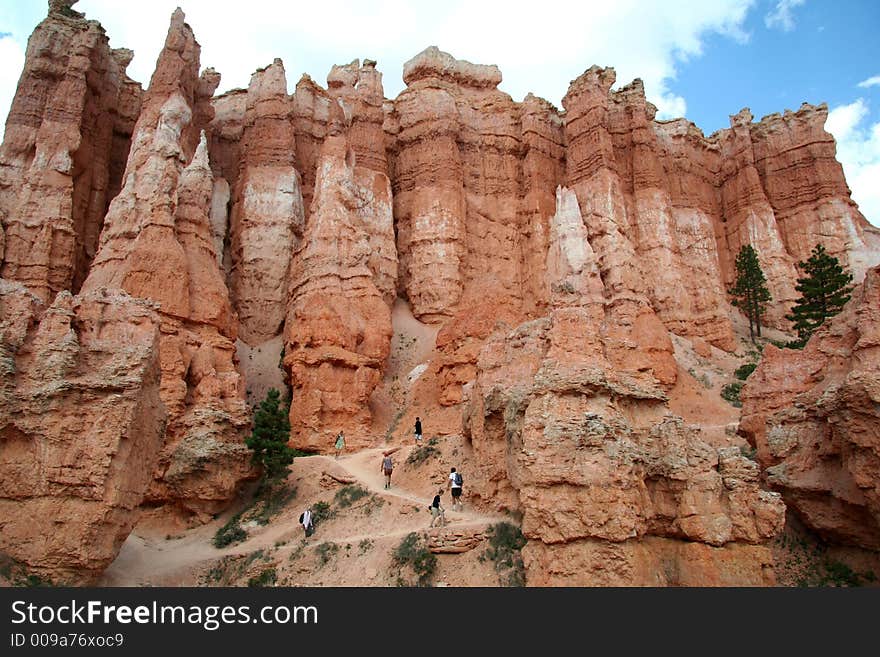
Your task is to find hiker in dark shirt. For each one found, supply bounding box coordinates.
[428,488,446,528]
[414,417,423,443]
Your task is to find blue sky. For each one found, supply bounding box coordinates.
[0,0,878,223]
[672,0,880,133]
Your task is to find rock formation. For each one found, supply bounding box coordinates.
[229,59,304,346]
[0,0,142,302]
[283,70,397,451]
[80,9,255,516]
[0,3,878,586]
[740,265,880,550]
[461,197,785,584]
[0,281,164,584]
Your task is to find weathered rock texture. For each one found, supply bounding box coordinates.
[0,280,164,584]
[229,59,304,345]
[0,0,142,302]
[740,265,880,550]
[283,75,397,451]
[462,305,785,585]
[458,204,785,584]
[0,5,878,587]
[80,10,255,516]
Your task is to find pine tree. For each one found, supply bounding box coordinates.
[786,244,854,345]
[245,388,295,482]
[728,244,772,342]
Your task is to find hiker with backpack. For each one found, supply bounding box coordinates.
[300,506,314,537]
[381,453,394,489]
[428,488,446,528]
[448,467,463,511]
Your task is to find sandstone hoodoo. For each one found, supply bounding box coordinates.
[79,9,257,518]
[0,2,878,586]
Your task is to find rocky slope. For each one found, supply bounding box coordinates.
[741,265,880,550]
[0,281,164,584]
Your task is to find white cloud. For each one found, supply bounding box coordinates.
[857,75,880,89]
[0,1,755,136]
[826,99,880,226]
[63,0,753,120]
[0,36,25,141]
[764,0,805,32]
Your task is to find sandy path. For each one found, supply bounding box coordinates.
[102,447,505,585]
[330,448,507,525]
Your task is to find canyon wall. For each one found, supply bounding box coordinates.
[741,265,880,550]
[0,281,164,584]
[0,2,878,584]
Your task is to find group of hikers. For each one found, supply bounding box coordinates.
[299,416,465,536]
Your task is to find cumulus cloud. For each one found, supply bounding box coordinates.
[826,99,880,226]
[857,75,880,89]
[764,0,805,32]
[0,0,755,139]
[48,0,756,125]
[0,36,25,141]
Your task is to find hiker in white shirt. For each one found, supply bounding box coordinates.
[300,507,314,537]
[447,467,463,511]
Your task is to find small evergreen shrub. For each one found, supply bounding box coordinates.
[734,362,757,380]
[392,533,436,587]
[310,501,335,525]
[213,513,247,548]
[316,542,339,567]
[407,443,440,465]
[334,485,370,508]
[247,568,277,587]
[482,522,527,587]
[721,382,743,408]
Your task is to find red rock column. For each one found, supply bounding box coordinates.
[749,104,880,283]
[284,113,397,451]
[0,1,142,302]
[562,67,676,385]
[718,108,798,327]
[81,9,255,517]
[229,59,304,345]
[391,49,468,321]
[607,80,735,350]
[519,94,566,315]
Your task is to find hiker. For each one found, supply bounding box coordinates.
[448,467,463,511]
[334,431,345,459]
[381,453,394,489]
[414,416,423,443]
[428,488,446,528]
[300,506,314,537]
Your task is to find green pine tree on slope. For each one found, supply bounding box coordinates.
[728,244,772,342]
[246,388,295,482]
[786,244,854,346]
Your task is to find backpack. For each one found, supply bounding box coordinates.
[383,456,393,470]
[453,472,463,487]
[299,512,305,524]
